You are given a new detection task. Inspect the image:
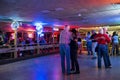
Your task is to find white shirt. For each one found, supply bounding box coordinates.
[112,35,119,43]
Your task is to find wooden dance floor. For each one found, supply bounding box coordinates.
[0,54,120,80]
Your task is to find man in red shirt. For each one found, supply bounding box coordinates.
[95,28,112,69]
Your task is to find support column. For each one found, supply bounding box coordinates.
[37,32,39,54]
[14,30,18,58]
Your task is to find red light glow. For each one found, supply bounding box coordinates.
[11,33,15,39]
[28,32,34,38]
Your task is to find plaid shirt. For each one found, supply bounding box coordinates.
[59,30,71,44]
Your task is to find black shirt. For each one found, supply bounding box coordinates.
[70,40,78,50]
[90,33,97,42]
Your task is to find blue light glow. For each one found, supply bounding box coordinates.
[34,22,44,37]
[35,23,43,31]
[40,33,44,37]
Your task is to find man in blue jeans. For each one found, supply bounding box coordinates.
[59,25,71,75]
[95,28,111,69]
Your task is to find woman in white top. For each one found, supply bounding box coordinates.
[111,31,119,55]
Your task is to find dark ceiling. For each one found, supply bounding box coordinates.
[0,0,120,27]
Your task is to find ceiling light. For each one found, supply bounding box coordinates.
[78,13,82,16]
[55,8,64,11]
[41,10,50,13]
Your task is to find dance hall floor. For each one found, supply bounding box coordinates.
[0,54,120,80]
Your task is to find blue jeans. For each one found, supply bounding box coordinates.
[86,41,92,55]
[92,42,98,57]
[59,44,71,73]
[97,44,111,68]
[112,43,119,55]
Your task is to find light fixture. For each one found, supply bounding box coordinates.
[41,10,50,13]
[53,27,59,31]
[55,8,64,11]
[34,22,43,36]
[78,13,82,16]
[11,21,20,30]
[35,23,43,31]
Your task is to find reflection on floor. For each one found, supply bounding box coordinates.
[0,54,120,80]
